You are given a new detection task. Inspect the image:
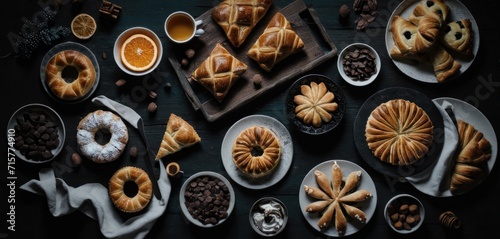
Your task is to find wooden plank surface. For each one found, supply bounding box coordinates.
[167,0,337,122]
[1,0,500,239]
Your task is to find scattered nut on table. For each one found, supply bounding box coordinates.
[130,146,138,158]
[115,79,126,87]
[147,102,157,112]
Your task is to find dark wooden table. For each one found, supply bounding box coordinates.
[1,0,499,238]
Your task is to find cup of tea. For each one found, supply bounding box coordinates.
[165,11,205,43]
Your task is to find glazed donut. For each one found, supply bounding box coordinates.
[109,166,153,213]
[45,50,96,100]
[232,126,282,178]
[76,110,128,163]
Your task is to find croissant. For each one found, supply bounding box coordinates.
[450,119,491,193]
[247,12,305,72]
[408,0,449,26]
[429,45,461,82]
[211,0,273,47]
[191,43,247,102]
[155,113,201,160]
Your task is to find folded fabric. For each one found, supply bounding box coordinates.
[406,100,459,197]
[20,159,170,239]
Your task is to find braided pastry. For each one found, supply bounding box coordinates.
[247,12,305,72]
[191,43,247,102]
[45,50,96,100]
[365,99,434,165]
[412,13,442,54]
[232,126,281,178]
[211,0,273,47]
[108,166,152,213]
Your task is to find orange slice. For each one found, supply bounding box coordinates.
[120,34,158,72]
[71,13,97,39]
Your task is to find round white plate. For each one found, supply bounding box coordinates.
[385,0,479,83]
[40,41,100,104]
[410,97,497,197]
[221,114,293,190]
[298,160,377,237]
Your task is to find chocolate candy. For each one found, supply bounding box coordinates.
[184,176,231,225]
[342,47,377,80]
[14,110,60,161]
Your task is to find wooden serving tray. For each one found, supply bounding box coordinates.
[167,0,337,122]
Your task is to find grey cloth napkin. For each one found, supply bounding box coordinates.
[20,96,171,239]
[406,100,459,197]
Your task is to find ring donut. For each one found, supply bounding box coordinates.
[109,166,153,213]
[45,50,96,100]
[76,110,128,163]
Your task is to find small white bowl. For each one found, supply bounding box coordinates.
[179,171,235,228]
[337,43,380,87]
[384,194,425,234]
[113,27,163,76]
[249,197,288,237]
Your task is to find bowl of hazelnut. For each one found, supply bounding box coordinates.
[384,193,425,234]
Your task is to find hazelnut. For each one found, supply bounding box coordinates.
[130,146,138,158]
[181,58,189,66]
[115,79,126,87]
[147,102,157,113]
[185,49,195,59]
[71,153,82,165]
[148,90,157,99]
[339,4,350,18]
[164,82,171,90]
[252,74,263,87]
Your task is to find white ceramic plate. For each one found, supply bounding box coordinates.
[410,97,497,197]
[40,41,100,103]
[385,0,479,83]
[298,160,377,237]
[6,103,66,164]
[221,115,293,190]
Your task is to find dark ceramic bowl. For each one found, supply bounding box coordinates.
[285,74,346,135]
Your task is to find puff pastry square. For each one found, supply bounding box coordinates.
[247,12,304,72]
[191,43,247,102]
[211,0,273,47]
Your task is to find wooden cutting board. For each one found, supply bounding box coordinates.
[166,0,337,122]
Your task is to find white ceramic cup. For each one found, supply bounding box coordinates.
[165,11,204,43]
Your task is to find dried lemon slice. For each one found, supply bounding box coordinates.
[71,13,97,40]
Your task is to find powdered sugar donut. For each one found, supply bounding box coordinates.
[77,110,128,163]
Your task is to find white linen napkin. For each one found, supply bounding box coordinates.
[405,100,459,197]
[20,159,169,239]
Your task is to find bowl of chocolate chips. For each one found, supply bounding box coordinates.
[337,43,380,87]
[7,103,65,164]
[180,171,235,227]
